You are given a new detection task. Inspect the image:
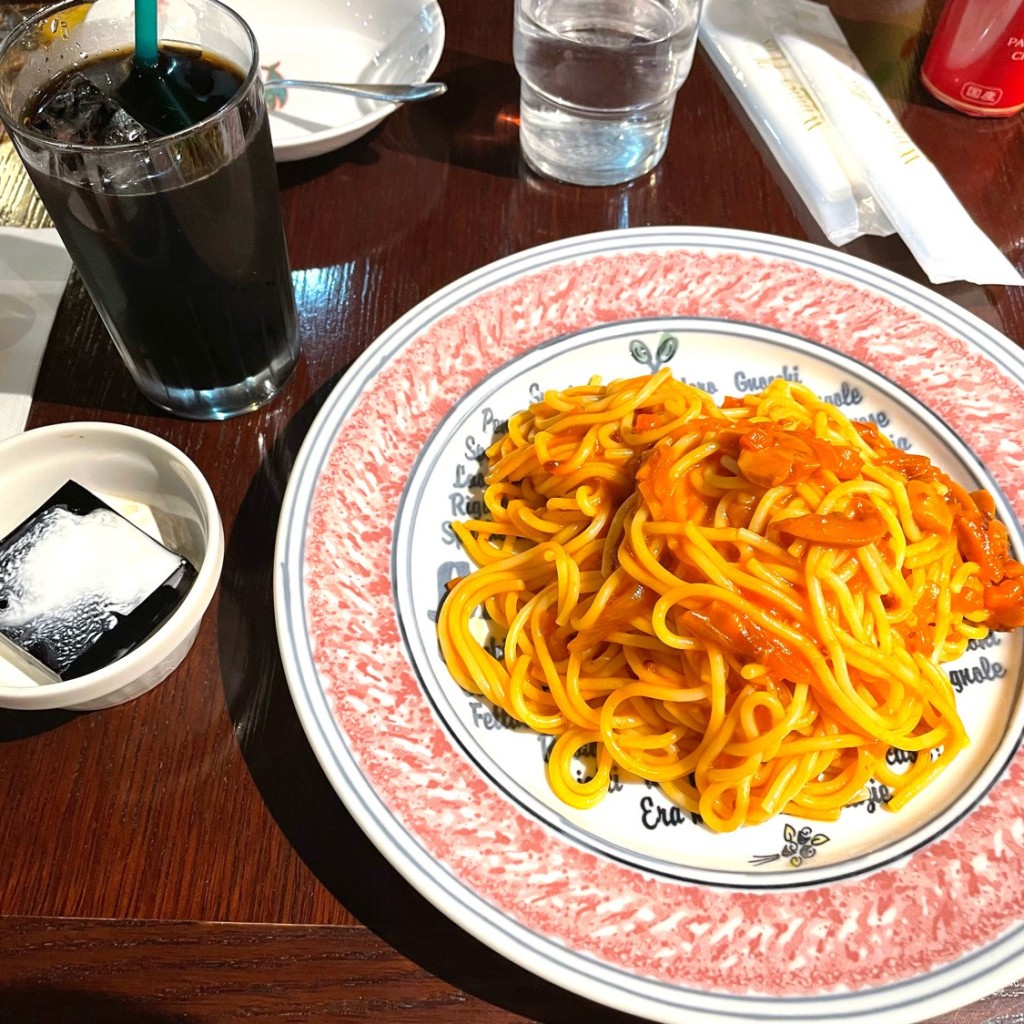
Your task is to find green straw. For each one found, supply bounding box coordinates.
[134,0,159,65]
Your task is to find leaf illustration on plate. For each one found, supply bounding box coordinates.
[655,333,678,365]
[629,339,653,368]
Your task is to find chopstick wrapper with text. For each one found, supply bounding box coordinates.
[704,0,1024,287]
[699,0,894,247]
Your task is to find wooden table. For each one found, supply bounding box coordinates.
[2,0,1024,1020]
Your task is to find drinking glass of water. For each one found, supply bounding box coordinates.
[514,0,704,186]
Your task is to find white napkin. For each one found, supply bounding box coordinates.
[0,227,72,441]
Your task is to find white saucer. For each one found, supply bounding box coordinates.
[234,0,445,162]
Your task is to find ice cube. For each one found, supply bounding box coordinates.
[100,106,149,145]
[0,481,197,681]
[26,70,149,146]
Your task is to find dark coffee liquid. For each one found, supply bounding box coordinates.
[21,46,298,414]
[24,44,244,142]
[117,45,246,136]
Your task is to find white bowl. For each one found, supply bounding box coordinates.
[0,422,224,711]
[235,0,446,162]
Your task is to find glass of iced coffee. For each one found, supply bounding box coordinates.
[0,0,299,420]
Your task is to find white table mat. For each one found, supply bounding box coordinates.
[0,226,72,441]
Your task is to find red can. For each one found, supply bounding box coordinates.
[921,0,1024,117]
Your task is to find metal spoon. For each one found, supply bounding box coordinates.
[267,80,447,103]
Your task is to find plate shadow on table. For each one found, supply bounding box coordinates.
[0,985,181,1024]
[0,706,78,741]
[215,379,649,1024]
[399,51,522,180]
[271,50,521,190]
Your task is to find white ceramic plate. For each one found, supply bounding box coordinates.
[232,0,445,162]
[275,227,1024,1023]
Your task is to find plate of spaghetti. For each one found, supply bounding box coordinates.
[275,227,1024,1024]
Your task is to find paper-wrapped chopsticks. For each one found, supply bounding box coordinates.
[699,0,1024,286]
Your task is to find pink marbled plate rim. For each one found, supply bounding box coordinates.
[274,227,1024,1024]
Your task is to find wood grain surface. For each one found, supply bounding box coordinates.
[2,0,1024,1020]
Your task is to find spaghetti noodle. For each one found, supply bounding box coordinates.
[437,370,1024,832]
